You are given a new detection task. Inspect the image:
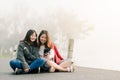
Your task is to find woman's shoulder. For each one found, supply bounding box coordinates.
[50,42,55,48]
[18,41,26,47]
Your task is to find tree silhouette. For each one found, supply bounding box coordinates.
[0,3,94,57]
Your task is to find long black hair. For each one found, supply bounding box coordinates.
[23,29,37,46]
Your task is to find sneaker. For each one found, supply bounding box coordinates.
[67,66,75,72]
[38,67,41,73]
[70,66,75,72]
[15,68,23,74]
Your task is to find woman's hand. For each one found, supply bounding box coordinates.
[24,68,30,72]
[44,53,50,59]
[44,53,54,61]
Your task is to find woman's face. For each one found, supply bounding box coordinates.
[30,32,37,42]
[40,34,47,44]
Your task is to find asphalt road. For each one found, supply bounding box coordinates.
[1,58,120,80]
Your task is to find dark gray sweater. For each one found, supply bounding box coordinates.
[16,41,39,69]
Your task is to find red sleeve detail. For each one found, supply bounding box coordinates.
[52,43,64,64]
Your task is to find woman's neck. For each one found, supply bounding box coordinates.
[27,42,33,45]
[41,44,45,46]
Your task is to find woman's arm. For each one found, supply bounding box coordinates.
[23,46,38,60]
[43,49,54,61]
[16,44,30,70]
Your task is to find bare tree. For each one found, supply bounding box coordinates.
[0,3,94,58]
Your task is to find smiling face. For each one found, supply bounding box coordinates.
[39,33,47,44]
[38,30,51,47]
[30,32,37,42]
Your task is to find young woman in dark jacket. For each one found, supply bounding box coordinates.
[9,29,45,74]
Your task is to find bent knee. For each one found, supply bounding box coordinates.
[9,60,16,65]
[37,59,46,64]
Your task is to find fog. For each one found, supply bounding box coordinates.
[0,0,93,57]
[1,0,120,71]
[71,0,120,71]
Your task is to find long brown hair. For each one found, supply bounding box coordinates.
[38,30,51,48]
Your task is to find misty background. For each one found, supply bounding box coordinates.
[0,0,93,57]
[1,0,120,71]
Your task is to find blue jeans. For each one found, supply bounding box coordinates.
[9,59,45,72]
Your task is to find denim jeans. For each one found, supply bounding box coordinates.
[9,58,45,72]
